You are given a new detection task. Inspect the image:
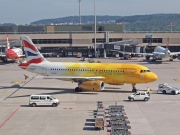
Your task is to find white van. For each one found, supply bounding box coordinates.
[29,95,60,107]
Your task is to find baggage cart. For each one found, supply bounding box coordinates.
[95,116,104,130]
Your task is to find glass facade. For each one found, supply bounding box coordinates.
[92,38,122,43]
[143,38,162,43]
[32,39,72,44]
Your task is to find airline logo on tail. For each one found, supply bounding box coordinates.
[19,36,46,69]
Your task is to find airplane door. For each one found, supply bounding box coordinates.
[140,72,146,82]
[42,64,47,75]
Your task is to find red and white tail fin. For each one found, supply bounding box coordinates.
[19,36,47,69]
[6,35,10,49]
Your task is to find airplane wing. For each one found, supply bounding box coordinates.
[170,52,180,56]
[18,54,25,58]
[43,76,105,82]
[109,49,154,57]
[109,49,133,55]
[25,75,105,82]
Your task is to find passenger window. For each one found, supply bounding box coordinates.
[40,96,46,100]
[136,93,140,95]
[141,93,145,95]
[47,97,52,100]
[31,96,39,100]
[140,70,143,73]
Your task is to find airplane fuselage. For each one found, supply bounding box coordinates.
[19,35,158,92]
[153,46,170,59]
[25,62,157,85]
[6,48,23,60]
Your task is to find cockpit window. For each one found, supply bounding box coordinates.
[140,70,151,73]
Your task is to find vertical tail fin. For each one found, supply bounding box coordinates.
[20,36,47,64]
[6,35,10,49]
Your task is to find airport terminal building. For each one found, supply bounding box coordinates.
[0,24,180,57]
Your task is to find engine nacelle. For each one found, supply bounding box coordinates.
[177,54,180,60]
[172,55,177,59]
[79,81,104,91]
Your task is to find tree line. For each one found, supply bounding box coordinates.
[1,14,180,31]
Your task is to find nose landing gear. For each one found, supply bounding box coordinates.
[132,84,137,92]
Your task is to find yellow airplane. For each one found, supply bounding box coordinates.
[19,36,158,92]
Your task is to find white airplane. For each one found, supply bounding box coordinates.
[0,35,24,62]
[145,46,180,61]
[19,36,158,92]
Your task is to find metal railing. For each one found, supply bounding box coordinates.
[124,31,180,33]
[0,31,114,34]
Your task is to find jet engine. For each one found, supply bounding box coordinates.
[177,54,180,60]
[172,55,177,59]
[79,81,104,91]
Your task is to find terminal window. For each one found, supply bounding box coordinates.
[92,38,106,43]
[109,38,122,42]
[143,38,162,43]
[32,39,72,44]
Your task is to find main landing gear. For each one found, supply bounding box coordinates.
[74,82,82,92]
[132,84,137,92]
[74,87,82,92]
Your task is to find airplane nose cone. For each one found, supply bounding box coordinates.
[146,72,158,83]
[151,73,158,82]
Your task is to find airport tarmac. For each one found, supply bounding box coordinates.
[0,57,180,135]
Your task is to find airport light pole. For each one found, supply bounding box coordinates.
[94,0,96,57]
[78,0,81,25]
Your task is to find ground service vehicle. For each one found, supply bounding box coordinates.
[128,91,150,101]
[29,95,60,107]
[157,83,180,95]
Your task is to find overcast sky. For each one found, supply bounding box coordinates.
[1,0,180,24]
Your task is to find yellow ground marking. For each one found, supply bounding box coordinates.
[174,78,180,81]
[0,89,7,93]
[11,81,25,84]
[0,89,8,98]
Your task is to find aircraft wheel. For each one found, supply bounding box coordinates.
[132,89,136,92]
[132,84,137,92]
[146,56,150,60]
[75,87,79,92]
[152,59,156,62]
[79,88,82,92]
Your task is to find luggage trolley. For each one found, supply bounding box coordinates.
[95,115,104,130]
[109,115,128,121]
